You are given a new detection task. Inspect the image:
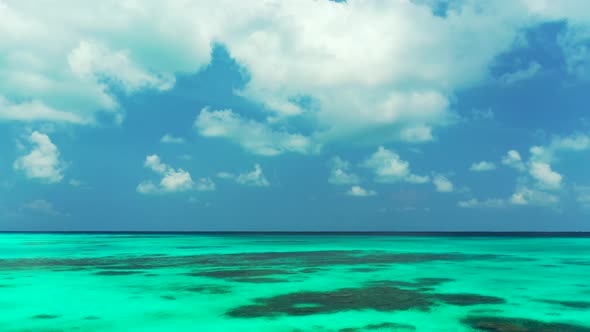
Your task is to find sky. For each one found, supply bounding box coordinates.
[1,0,590,231]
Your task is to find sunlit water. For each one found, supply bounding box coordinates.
[1,233,590,331]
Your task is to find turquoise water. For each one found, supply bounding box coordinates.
[1,234,590,331]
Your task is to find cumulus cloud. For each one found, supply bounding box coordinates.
[137,154,195,194]
[496,147,564,205]
[195,108,317,156]
[0,96,84,123]
[551,133,590,151]
[502,150,526,171]
[559,25,590,80]
[160,134,185,144]
[68,40,174,94]
[501,133,587,191]
[528,161,562,190]
[399,126,434,143]
[499,61,541,84]
[3,0,588,148]
[458,186,559,209]
[0,1,211,125]
[470,161,497,172]
[346,186,376,197]
[196,177,216,192]
[510,187,559,206]
[433,174,454,193]
[328,156,359,185]
[531,132,590,163]
[235,164,270,187]
[214,165,270,187]
[13,131,65,183]
[361,146,429,184]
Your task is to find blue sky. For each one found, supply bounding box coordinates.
[1,0,590,231]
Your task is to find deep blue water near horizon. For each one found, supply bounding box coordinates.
[1,233,590,331]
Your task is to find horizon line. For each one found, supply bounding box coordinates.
[2,231,590,237]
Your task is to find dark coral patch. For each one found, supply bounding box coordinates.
[561,259,590,266]
[366,280,421,288]
[470,309,504,314]
[84,316,101,320]
[462,316,590,332]
[226,286,433,318]
[365,322,416,330]
[339,322,417,331]
[227,283,507,318]
[414,278,454,286]
[537,299,590,309]
[232,277,287,283]
[187,269,292,279]
[0,250,501,272]
[435,293,506,306]
[31,314,60,319]
[160,295,176,300]
[299,268,323,273]
[95,271,143,276]
[349,268,381,273]
[366,277,453,289]
[182,284,232,294]
[52,267,87,272]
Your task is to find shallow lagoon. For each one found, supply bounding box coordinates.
[1,233,590,331]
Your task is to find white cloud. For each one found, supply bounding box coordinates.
[68,40,174,94]
[551,133,590,151]
[160,134,185,144]
[0,1,212,124]
[534,132,590,163]
[510,187,559,206]
[470,161,497,172]
[499,61,541,84]
[13,131,64,183]
[226,1,527,145]
[328,156,359,185]
[559,26,590,80]
[433,174,454,193]
[0,96,84,123]
[457,198,507,208]
[399,125,434,143]
[529,161,562,190]
[196,177,216,192]
[235,164,270,187]
[361,146,429,184]
[144,154,168,174]
[502,150,526,171]
[346,185,376,197]
[459,187,559,209]
[137,154,194,194]
[2,0,586,147]
[214,165,270,187]
[195,108,317,156]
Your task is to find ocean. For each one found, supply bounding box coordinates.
[1,233,589,331]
